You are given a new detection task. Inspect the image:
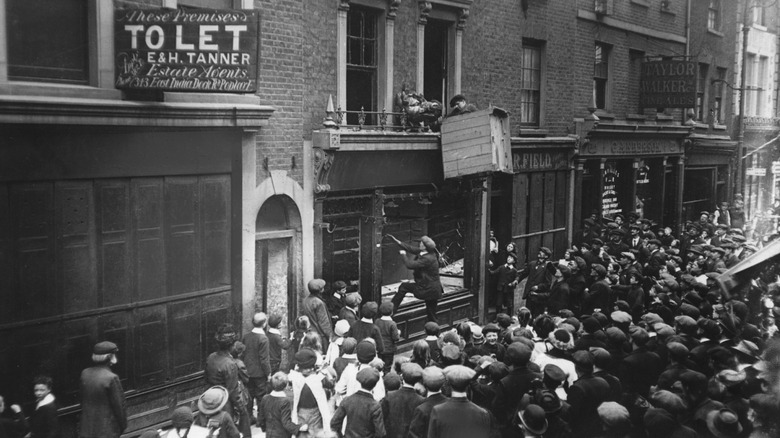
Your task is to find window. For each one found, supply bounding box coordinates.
[423,19,451,105]
[346,5,379,124]
[708,0,720,30]
[520,41,542,127]
[696,64,709,121]
[757,56,769,116]
[745,54,756,116]
[714,68,727,124]
[629,50,645,113]
[753,5,766,27]
[593,43,610,110]
[6,0,89,83]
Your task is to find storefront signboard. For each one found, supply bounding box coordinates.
[583,138,682,157]
[512,149,569,172]
[602,166,621,216]
[746,167,767,177]
[115,8,259,92]
[639,60,697,108]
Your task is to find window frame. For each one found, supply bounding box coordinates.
[696,63,709,122]
[346,4,380,124]
[593,42,612,111]
[519,39,544,127]
[713,67,727,124]
[707,0,720,31]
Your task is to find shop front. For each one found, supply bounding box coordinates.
[312,129,484,339]
[684,130,738,222]
[575,123,692,232]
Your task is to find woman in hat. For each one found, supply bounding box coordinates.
[193,386,240,438]
[79,341,127,438]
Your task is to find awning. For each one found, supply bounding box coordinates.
[717,238,780,293]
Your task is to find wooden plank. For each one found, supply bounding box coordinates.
[542,172,556,251]
[443,153,495,169]
[0,184,11,324]
[443,135,492,151]
[527,173,544,258]
[441,124,493,141]
[512,174,529,266]
[165,177,201,296]
[96,180,132,308]
[200,176,231,289]
[134,178,166,302]
[554,171,568,254]
[170,298,201,377]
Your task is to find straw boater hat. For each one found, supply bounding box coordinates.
[198,386,228,415]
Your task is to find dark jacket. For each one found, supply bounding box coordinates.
[583,279,611,314]
[242,330,271,379]
[266,329,290,374]
[0,408,28,438]
[78,365,127,438]
[427,397,492,438]
[516,260,552,298]
[30,398,59,438]
[374,318,400,355]
[620,347,663,397]
[567,374,610,437]
[381,386,424,438]
[204,351,244,416]
[408,393,448,438]
[302,293,334,342]
[492,366,542,427]
[331,390,386,438]
[193,410,239,438]
[398,242,444,301]
[348,320,385,354]
[257,394,300,438]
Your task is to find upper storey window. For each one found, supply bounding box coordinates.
[6,0,89,84]
[707,0,720,31]
[346,5,379,124]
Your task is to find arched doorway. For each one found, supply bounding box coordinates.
[255,195,302,339]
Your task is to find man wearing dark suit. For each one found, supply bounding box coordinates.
[408,367,448,438]
[331,368,386,438]
[516,247,553,316]
[566,351,610,437]
[381,363,424,438]
[583,264,611,315]
[427,366,492,438]
[492,343,541,433]
[389,235,444,323]
[301,278,334,344]
[620,326,663,398]
[643,239,666,278]
[243,312,272,419]
[79,341,127,438]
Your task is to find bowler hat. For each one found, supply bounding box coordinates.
[518,405,548,435]
[198,386,229,415]
[706,408,742,438]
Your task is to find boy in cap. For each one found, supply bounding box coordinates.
[423,322,442,363]
[335,340,386,403]
[374,302,400,374]
[388,235,444,323]
[266,312,291,374]
[242,312,272,420]
[408,367,448,438]
[161,406,194,438]
[427,366,492,438]
[257,372,307,438]
[327,280,348,323]
[446,94,477,117]
[516,247,554,315]
[347,301,385,355]
[381,363,424,438]
[331,368,386,438]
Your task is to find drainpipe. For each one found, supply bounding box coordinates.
[685,0,691,57]
[736,0,751,202]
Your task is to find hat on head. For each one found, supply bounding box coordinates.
[383,371,401,391]
[666,342,689,361]
[335,319,351,337]
[539,247,552,257]
[198,386,229,415]
[506,342,532,366]
[356,340,377,364]
[361,301,379,318]
[572,350,594,372]
[471,325,484,341]
[716,369,746,388]
[268,313,282,328]
[582,316,601,334]
[629,326,649,346]
[483,323,501,334]
[548,328,574,351]
[591,264,607,276]
[644,408,677,435]
[345,292,361,307]
[400,362,424,383]
[675,315,697,331]
[610,311,631,325]
[642,313,663,325]
[680,370,708,392]
[620,251,635,261]
[648,239,662,246]
[605,327,627,345]
[93,341,118,355]
[518,405,548,435]
[356,367,381,388]
[443,365,475,389]
[706,408,743,438]
[591,238,604,246]
[421,366,446,391]
[543,363,566,384]
[424,321,440,335]
[295,348,317,370]
[598,402,630,429]
[653,323,675,338]
[420,236,436,251]
[378,301,394,316]
[649,390,688,414]
[589,347,612,369]
[449,94,466,108]
[171,406,194,428]
[537,390,562,413]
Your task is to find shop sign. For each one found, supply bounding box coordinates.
[512,150,569,172]
[637,165,650,184]
[746,167,767,176]
[602,166,621,216]
[583,138,682,156]
[115,8,258,92]
[772,161,780,174]
[639,60,697,108]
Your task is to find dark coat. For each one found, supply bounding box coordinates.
[583,279,611,314]
[0,409,28,438]
[331,390,386,438]
[408,393,448,438]
[620,347,663,397]
[338,306,359,325]
[381,387,424,438]
[193,410,239,438]
[266,330,290,374]
[78,365,127,438]
[348,320,385,354]
[242,330,271,379]
[30,400,59,438]
[257,394,300,438]
[543,279,570,314]
[516,260,552,298]
[492,366,542,427]
[398,242,444,301]
[567,374,610,437]
[204,351,244,416]
[427,397,492,438]
[302,293,334,342]
[374,318,400,355]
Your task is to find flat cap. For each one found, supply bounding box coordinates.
[421,366,446,390]
[572,350,594,371]
[589,347,612,369]
[356,339,377,363]
[400,362,424,383]
[483,323,501,334]
[506,342,532,366]
[629,326,649,345]
[666,342,689,360]
[643,313,664,325]
[443,364,476,387]
[674,315,697,330]
[93,341,118,355]
[356,367,381,388]
[543,363,566,383]
[295,348,317,369]
[649,389,687,414]
[598,402,630,427]
[610,311,631,324]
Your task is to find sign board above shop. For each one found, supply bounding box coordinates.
[583,137,683,157]
[639,60,697,108]
[115,8,259,93]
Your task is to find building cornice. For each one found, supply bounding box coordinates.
[577,9,686,44]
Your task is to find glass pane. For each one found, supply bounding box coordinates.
[7,0,88,83]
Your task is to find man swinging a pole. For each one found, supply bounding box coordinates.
[387,235,443,322]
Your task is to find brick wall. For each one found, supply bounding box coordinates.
[254,0,305,184]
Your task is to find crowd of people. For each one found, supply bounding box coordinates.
[2,208,780,438]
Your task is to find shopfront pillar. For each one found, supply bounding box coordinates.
[573,159,585,231]
[360,189,386,302]
[676,156,686,235]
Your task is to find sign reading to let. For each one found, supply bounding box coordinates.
[639,60,697,108]
[115,8,258,93]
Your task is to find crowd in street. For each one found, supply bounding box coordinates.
[2,204,780,438]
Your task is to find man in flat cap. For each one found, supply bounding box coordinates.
[427,366,492,438]
[388,235,444,322]
[408,367,448,438]
[516,247,553,315]
[79,341,127,438]
[302,279,334,345]
[446,94,477,117]
[331,367,385,438]
[381,363,424,438]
